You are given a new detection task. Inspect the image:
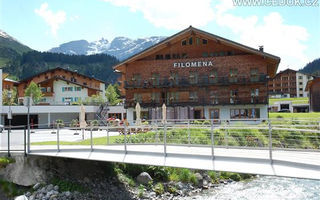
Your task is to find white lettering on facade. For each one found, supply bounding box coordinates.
[173,60,214,68]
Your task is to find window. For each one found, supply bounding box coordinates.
[299,88,303,91]
[283,83,288,87]
[181,40,187,46]
[182,53,188,58]
[229,68,238,83]
[202,52,208,58]
[250,68,259,82]
[202,39,208,44]
[300,94,303,97]
[167,92,179,103]
[47,87,51,92]
[75,86,81,91]
[188,37,193,45]
[83,82,87,86]
[189,72,198,84]
[132,73,141,86]
[209,69,218,84]
[299,82,303,85]
[133,93,142,103]
[189,91,198,101]
[74,97,80,102]
[230,89,238,104]
[62,86,73,92]
[151,73,160,86]
[151,92,160,103]
[62,97,73,103]
[209,109,219,119]
[282,77,288,81]
[230,108,260,119]
[169,72,179,85]
[299,76,303,79]
[71,77,77,82]
[41,87,47,93]
[39,98,46,103]
[45,76,48,79]
[165,54,171,59]
[172,54,177,59]
[209,91,218,104]
[219,51,225,56]
[251,89,259,103]
[196,37,200,45]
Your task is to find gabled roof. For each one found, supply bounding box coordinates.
[38,75,102,91]
[113,26,281,77]
[20,67,105,83]
[305,77,320,91]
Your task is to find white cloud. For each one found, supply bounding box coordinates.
[35,3,66,36]
[214,0,309,71]
[103,0,214,30]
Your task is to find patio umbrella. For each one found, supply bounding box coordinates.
[162,103,167,124]
[79,104,87,140]
[135,102,141,126]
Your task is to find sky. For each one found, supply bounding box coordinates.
[0,0,319,71]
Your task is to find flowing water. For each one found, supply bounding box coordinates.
[188,176,320,200]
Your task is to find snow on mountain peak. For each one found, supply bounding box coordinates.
[48,36,166,60]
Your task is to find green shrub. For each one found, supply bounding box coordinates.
[51,178,86,192]
[189,173,198,185]
[55,119,64,128]
[208,171,218,182]
[153,183,164,195]
[0,157,15,168]
[229,173,241,181]
[168,185,177,194]
[179,169,191,182]
[70,119,79,128]
[138,184,145,198]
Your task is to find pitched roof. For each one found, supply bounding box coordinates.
[38,75,102,91]
[305,77,320,91]
[113,26,281,77]
[20,67,105,83]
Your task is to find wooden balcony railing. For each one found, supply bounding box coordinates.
[124,75,267,89]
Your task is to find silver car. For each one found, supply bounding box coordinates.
[0,124,4,133]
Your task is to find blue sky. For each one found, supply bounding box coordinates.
[0,0,319,71]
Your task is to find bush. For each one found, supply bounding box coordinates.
[55,119,64,128]
[0,157,15,169]
[70,119,79,128]
[208,171,218,182]
[51,178,86,192]
[179,169,192,182]
[189,173,198,185]
[153,183,164,195]
[229,173,241,181]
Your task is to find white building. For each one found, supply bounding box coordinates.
[296,72,313,97]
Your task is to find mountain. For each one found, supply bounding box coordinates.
[300,58,320,76]
[0,29,32,67]
[48,36,166,60]
[0,30,119,83]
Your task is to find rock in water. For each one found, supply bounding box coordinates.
[14,195,28,200]
[136,172,153,184]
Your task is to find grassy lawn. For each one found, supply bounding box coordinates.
[269,112,320,119]
[32,135,124,146]
[269,97,308,105]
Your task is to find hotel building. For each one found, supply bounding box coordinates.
[114,26,280,121]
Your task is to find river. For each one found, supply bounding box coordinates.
[187,176,320,200]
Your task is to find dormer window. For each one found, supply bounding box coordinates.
[188,37,193,45]
[181,40,187,46]
[202,39,208,45]
[165,54,171,59]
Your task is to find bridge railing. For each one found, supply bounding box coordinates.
[2,118,320,162]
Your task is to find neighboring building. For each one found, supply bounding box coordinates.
[306,77,320,112]
[268,69,313,98]
[17,67,106,105]
[2,73,19,91]
[114,26,280,122]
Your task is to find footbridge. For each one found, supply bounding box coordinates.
[1,119,319,180]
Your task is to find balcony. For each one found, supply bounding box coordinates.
[124,96,268,108]
[124,74,267,89]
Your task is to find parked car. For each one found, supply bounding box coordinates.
[0,124,4,133]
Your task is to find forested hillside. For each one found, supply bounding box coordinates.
[300,58,320,76]
[3,51,120,83]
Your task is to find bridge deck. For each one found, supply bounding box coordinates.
[29,145,320,180]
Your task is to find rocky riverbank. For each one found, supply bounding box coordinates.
[0,155,254,200]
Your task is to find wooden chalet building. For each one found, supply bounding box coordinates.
[114,26,280,122]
